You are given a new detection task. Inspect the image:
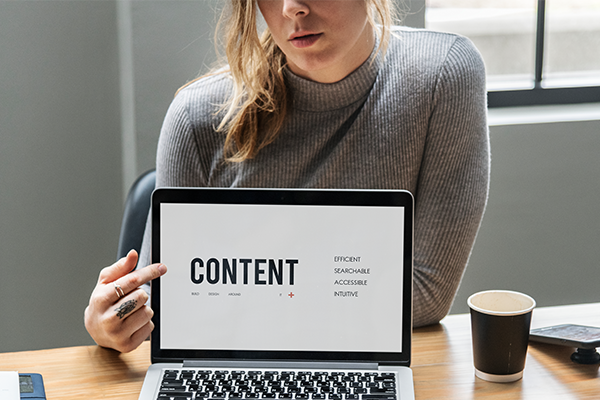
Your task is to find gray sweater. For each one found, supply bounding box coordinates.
[139,27,490,327]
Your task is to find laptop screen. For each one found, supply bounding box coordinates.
[151,188,413,365]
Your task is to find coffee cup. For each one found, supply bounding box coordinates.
[468,290,536,383]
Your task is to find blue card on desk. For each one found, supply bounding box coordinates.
[19,374,46,400]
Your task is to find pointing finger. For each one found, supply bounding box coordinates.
[111,262,167,301]
[99,250,139,284]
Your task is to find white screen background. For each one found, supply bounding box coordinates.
[160,203,405,353]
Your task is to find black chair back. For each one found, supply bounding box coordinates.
[116,169,156,260]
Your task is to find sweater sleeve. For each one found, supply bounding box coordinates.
[137,91,207,272]
[411,36,490,327]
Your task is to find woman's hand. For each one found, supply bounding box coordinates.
[84,250,167,353]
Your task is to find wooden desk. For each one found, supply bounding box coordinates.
[1,303,598,399]
[412,302,599,399]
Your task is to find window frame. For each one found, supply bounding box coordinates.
[419,0,600,108]
[487,0,600,107]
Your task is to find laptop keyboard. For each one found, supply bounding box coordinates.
[157,369,398,400]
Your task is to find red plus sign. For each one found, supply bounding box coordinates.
[288,292,295,298]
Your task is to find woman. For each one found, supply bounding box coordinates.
[85,0,489,353]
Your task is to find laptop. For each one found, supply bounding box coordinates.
[139,187,415,400]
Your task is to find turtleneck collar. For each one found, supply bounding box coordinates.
[283,37,382,112]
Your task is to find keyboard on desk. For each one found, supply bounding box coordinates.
[157,369,398,400]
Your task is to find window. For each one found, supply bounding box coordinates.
[425,0,600,107]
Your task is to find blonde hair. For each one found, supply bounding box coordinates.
[189,0,396,162]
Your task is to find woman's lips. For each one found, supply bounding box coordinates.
[289,33,322,48]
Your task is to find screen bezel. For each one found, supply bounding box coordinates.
[150,187,413,366]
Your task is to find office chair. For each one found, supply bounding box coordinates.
[116,169,156,260]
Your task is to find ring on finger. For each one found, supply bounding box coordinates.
[113,282,125,299]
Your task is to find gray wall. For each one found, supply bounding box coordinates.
[450,118,600,314]
[0,0,598,353]
[127,0,221,177]
[0,0,123,351]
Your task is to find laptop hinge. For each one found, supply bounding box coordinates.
[182,360,379,370]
